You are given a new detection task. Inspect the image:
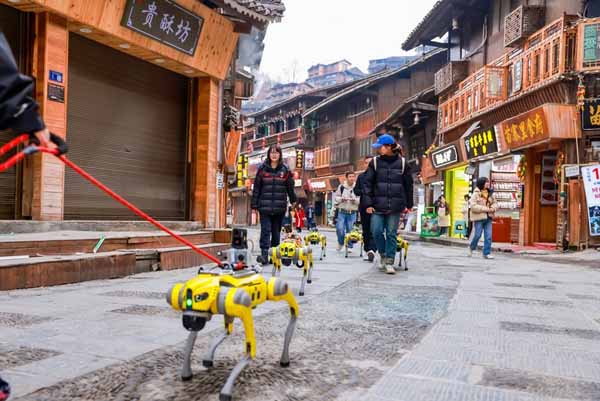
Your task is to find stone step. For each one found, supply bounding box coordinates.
[0,230,232,257]
[0,242,230,291]
[0,220,205,234]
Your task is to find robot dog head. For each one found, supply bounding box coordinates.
[278,241,298,259]
[167,275,220,313]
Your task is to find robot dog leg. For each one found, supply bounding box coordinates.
[297,247,314,296]
[271,241,314,296]
[396,236,409,271]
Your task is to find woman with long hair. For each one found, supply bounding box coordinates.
[468,177,498,259]
[251,145,297,264]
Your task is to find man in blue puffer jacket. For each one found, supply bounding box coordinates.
[363,134,413,275]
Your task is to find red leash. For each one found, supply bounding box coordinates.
[1,134,223,266]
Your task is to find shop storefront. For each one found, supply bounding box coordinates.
[462,125,522,243]
[308,177,340,226]
[498,104,581,246]
[430,140,469,237]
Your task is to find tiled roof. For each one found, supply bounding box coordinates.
[402,0,450,51]
[303,49,446,119]
[222,0,286,23]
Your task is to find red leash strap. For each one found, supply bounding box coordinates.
[0,136,223,266]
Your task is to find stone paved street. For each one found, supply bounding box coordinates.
[1,230,600,401]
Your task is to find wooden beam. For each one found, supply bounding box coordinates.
[450,1,487,14]
[422,40,451,49]
[412,102,438,112]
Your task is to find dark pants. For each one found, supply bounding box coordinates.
[359,208,376,252]
[259,213,284,253]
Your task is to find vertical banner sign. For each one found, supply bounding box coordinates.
[582,164,600,236]
[583,23,600,68]
[121,0,204,56]
[296,150,304,170]
[582,99,600,130]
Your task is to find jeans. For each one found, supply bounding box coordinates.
[359,208,376,252]
[259,213,284,253]
[336,210,357,246]
[371,212,401,260]
[470,218,493,256]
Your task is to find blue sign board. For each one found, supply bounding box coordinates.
[49,70,63,84]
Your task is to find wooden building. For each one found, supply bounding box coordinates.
[231,82,356,226]
[404,0,600,249]
[0,0,283,228]
[301,50,447,225]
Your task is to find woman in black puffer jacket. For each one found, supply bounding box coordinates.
[363,134,413,274]
[251,145,297,264]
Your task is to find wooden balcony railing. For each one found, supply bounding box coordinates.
[439,15,578,133]
[315,146,331,169]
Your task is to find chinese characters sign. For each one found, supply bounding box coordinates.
[583,23,600,67]
[464,127,499,160]
[582,99,600,131]
[121,0,203,56]
[501,109,548,150]
[582,164,600,236]
[431,144,459,169]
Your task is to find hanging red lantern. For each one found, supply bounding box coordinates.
[296,127,303,145]
[247,141,254,153]
[261,137,267,149]
[277,133,282,145]
[577,77,586,111]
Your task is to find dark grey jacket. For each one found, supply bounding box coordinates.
[251,161,297,215]
[0,32,45,135]
[363,154,414,214]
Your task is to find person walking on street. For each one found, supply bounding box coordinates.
[434,195,451,236]
[306,203,316,229]
[294,204,306,233]
[468,177,498,259]
[334,172,360,251]
[251,145,297,265]
[462,194,472,238]
[363,134,413,274]
[354,155,376,261]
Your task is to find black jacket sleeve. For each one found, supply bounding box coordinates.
[0,33,45,135]
[354,173,364,197]
[286,171,297,204]
[362,161,376,209]
[403,162,414,209]
[250,168,263,209]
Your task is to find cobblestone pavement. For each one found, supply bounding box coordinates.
[1,229,600,401]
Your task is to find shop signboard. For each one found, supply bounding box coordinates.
[582,99,600,131]
[501,108,549,150]
[582,164,600,236]
[310,180,327,191]
[304,151,315,170]
[121,0,204,56]
[583,23,600,67]
[431,144,459,169]
[464,126,499,159]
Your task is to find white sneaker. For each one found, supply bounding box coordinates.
[468,249,473,257]
[385,264,396,275]
[363,254,371,261]
[367,250,375,262]
[336,244,342,252]
[484,254,495,259]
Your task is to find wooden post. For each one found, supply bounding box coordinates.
[519,148,536,246]
[31,13,68,221]
[191,77,220,227]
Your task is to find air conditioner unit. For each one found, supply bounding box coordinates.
[504,5,545,48]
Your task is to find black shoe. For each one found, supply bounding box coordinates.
[258,251,270,266]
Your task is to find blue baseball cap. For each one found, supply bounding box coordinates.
[372,134,396,149]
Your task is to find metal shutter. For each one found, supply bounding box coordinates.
[0,5,22,220]
[65,34,188,220]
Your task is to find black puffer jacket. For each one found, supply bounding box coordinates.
[0,33,45,135]
[251,161,297,215]
[354,170,370,210]
[363,154,414,214]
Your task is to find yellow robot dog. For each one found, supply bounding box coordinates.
[304,229,327,260]
[270,239,314,296]
[396,234,409,271]
[167,269,299,401]
[344,226,363,258]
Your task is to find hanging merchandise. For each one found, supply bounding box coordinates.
[577,76,586,111]
[517,156,527,182]
[553,151,565,185]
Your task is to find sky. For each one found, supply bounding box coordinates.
[259,0,439,83]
